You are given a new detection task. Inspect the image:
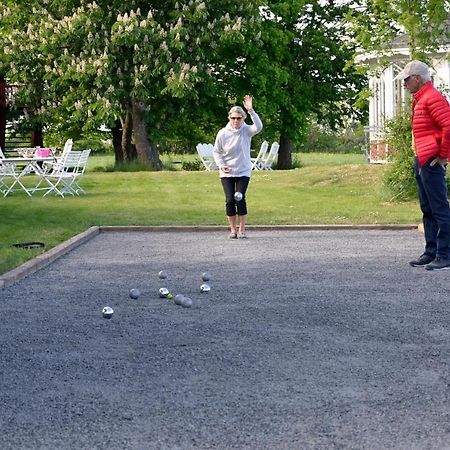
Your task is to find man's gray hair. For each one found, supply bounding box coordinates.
[421,71,432,83]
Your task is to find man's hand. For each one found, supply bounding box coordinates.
[220,165,231,174]
[430,157,448,169]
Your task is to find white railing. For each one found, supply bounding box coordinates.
[0,83,18,106]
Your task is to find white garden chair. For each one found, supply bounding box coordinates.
[196,143,218,171]
[42,149,88,197]
[256,142,280,170]
[41,138,73,173]
[70,149,91,194]
[251,140,269,170]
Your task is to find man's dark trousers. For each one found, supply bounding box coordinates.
[414,156,450,258]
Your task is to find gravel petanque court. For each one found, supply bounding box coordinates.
[1,229,450,449]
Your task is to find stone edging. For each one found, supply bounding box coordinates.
[0,224,419,289]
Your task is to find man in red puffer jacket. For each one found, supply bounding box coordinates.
[395,60,450,270]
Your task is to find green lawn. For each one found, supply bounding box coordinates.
[0,153,420,275]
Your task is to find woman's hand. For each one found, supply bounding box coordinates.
[220,165,231,174]
[243,95,253,112]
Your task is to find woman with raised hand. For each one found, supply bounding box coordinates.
[213,95,263,239]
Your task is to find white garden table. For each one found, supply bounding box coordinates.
[1,156,56,197]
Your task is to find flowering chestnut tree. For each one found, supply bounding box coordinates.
[0,0,262,167]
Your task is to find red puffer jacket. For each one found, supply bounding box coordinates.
[412,81,450,167]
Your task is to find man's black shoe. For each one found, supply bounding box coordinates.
[425,257,450,271]
[409,254,434,267]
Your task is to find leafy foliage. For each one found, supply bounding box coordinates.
[298,121,366,153]
[0,1,367,169]
[244,1,367,167]
[382,110,416,201]
[0,0,264,165]
[383,107,450,201]
[181,159,204,171]
[347,0,450,61]
[1,1,262,127]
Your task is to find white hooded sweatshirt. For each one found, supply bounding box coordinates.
[213,111,263,178]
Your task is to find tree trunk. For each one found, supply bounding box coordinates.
[122,105,136,162]
[0,79,6,150]
[131,99,162,170]
[277,133,292,169]
[31,125,43,147]
[111,119,124,164]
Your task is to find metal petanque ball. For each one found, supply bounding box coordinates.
[158,270,168,279]
[174,294,185,306]
[102,306,114,319]
[201,271,211,282]
[234,191,243,202]
[159,287,170,298]
[129,288,141,299]
[200,283,211,293]
[181,297,193,308]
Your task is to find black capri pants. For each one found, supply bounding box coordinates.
[220,176,250,216]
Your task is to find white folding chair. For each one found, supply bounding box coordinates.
[32,139,74,195]
[42,138,73,173]
[42,148,90,197]
[196,143,218,171]
[257,142,280,170]
[0,147,6,192]
[251,141,269,170]
[42,149,81,197]
[70,149,91,194]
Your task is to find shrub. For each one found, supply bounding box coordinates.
[298,122,366,154]
[181,159,204,171]
[103,160,158,172]
[382,111,416,201]
[72,137,112,154]
[273,153,304,170]
[45,130,113,154]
